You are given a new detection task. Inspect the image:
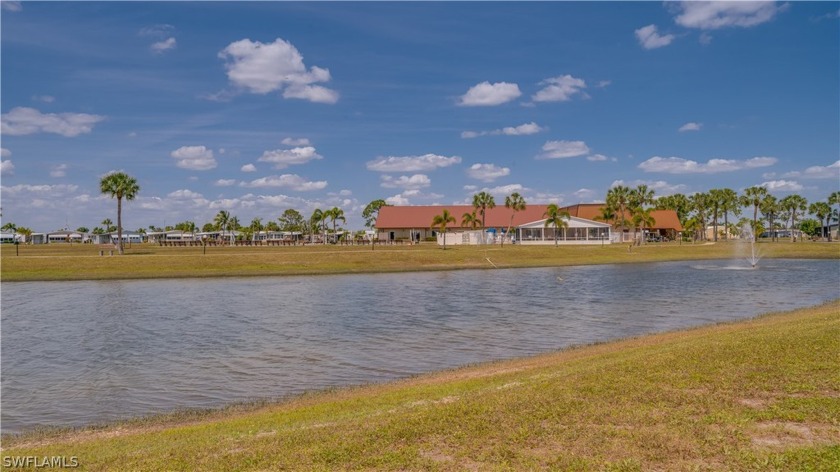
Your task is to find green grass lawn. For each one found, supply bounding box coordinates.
[2,239,838,281]
[2,301,838,471]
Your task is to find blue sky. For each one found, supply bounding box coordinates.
[1,1,838,232]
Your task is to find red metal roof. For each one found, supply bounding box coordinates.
[376,203,682,231]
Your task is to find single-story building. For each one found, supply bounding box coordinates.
[46,230,86,244]
[376,203,682,245]
[90,231,144,245]
[0,230,17,244]
[516,217,611,245]
[29,233,47,244]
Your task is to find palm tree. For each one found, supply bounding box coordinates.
[780,194,808,242]
[99,172,140,255]
[632,208,657,244]
[101,218,115,233]
[249,217,263,242]
[809,201,831,240]
[214,210,230,231]
[606,185,631,239]
[472,191,496,243]
[15,226,32,243]
[310,208,324,244]
[431,209,456,249]
[828,191,840,242]
[543,203,570,247]
[689,192,710,241]
[740,186,768,242]
[629,185,655,244]
[760,195,780,242]
[461,210,480,229]
[717,188,739,241]
[503,192,526,247]
[708,188,726,242]
[1,222,17,233]
[325,207,346,243]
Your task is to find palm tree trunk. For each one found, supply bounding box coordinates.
[117,197,124,255]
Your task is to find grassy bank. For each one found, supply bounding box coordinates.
[2,240,838,281]
[2,301,838,470]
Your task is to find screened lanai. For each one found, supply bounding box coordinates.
[516,217,612,245]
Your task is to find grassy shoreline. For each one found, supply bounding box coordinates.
[2,240,838,281]
[2,300,839,470]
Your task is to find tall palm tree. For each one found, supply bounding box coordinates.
[431,209,456,250]
[828,191,840,242]
[503,192,526,247]
[325,207,346,243]
[250,217,263,242]
[630,184,655,211]
[606,185,631,239]
[780,194,808,242]
[214,210,230,231]
[472,191,496,243]
[629,185,655,243]
[740,186,768,242]
[809,201,831,240]
[760,195,780,242]
[310,208,324,244]
[543,203,570,247]
[717,188,739,241]
[99,172,140,255]
[689,192,710,241]
[708,188,726,242]
[101,218,115,232]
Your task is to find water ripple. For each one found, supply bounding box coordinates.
[2,259,838,433]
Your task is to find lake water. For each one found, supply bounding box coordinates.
[2,259,838,433]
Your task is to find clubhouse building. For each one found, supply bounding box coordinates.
[374,203,683,245]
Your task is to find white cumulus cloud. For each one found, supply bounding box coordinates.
[458,81,521,106]
[241,174,327,191]
[679,122,702,132]
[241,164,257,172]
[257,146,323,169]
[366,153,462,172]
[467,163,511,182]
[151,37,177,53]
[1,160,13,175]
[170,145,217,170]
[214,179,237,187]
[218,38,338,104]
[532,75,587,102]
[761,180,803,192]
[638,156,777,174]
[635,24,675,49]
[537,140,591,159]
[673,1,786,30]
[380,174,431,190]
[1,107,105,137]
[782,160,840,179]
[462,122,545,139]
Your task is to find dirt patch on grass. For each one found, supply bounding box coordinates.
[750,421,840,449]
